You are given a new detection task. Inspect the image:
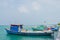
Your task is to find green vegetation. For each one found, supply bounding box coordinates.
[58,23,60,26]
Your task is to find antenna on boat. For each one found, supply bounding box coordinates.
[44,21,46,25]
[44,21,47,27]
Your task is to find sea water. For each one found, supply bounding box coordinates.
[0,25,54,40]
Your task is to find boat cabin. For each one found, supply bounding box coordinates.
[10,24,23,32]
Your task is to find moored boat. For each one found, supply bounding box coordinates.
[5,24,54,36]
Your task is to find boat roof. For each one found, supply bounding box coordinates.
[11,24,23,26]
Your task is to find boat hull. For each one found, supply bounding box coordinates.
[5,29,53,36]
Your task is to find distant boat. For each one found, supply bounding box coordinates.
[5,24,54,36]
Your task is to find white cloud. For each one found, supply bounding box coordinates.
[18,5,29,13]
[32,2,40,11]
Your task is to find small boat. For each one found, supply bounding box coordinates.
[32,25,45,31]
[51,25,59,31]
[51,27,59,31]
[5,24,54,36]
[32,25,59,31]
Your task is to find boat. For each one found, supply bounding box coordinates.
[32,25,59,31]
[51,25,59,31]
[32,25,45,31]
[5,24,54,36]
[51,27,59,31]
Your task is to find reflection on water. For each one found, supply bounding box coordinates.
[6,34,53,40]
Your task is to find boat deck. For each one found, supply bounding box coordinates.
[21,30,53,33]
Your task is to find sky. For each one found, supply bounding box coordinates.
[0,0,60,25]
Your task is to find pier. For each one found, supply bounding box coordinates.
[55,28,60,40]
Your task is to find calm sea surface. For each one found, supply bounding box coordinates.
[0,25,55,40]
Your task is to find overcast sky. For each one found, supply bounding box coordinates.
[0,0,60,25]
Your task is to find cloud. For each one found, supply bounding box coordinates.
[32,2,40,11]
[18,5,29,13]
